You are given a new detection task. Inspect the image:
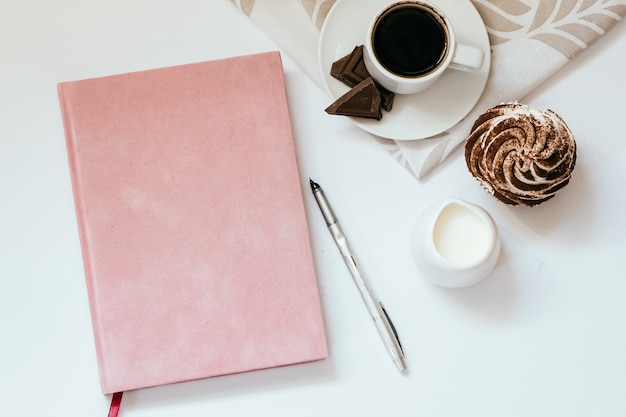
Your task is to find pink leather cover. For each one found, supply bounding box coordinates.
[58,52,327,394]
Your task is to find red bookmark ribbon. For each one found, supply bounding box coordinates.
[108,392,123,417]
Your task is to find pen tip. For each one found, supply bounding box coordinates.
[309,178,320,191]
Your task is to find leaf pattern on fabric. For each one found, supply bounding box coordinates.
[471,3,526,31]
[528,0,559,31]
[230,0,255,16]
[472,0,626,58]
[373,137,413,173]
[300,0,337,29]
[488,0,532,16]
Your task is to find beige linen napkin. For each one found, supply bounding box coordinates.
[230,0,626,178]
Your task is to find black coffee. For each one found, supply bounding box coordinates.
[372,5,448,77]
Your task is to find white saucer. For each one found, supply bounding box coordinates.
[318,0,491,140]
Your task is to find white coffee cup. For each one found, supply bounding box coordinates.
[363,0,484,94]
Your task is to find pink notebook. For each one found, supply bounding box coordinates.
[58,52,328,394]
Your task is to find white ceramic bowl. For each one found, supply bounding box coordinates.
[410,199,500,288]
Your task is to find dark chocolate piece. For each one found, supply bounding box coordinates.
[329,45,395,115]
[340,45,370,87]
[330,46,369,87]
[325,77,382,120]
[377,85,394,112]
[330,54,350,82]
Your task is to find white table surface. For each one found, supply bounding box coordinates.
[2,1,626,416]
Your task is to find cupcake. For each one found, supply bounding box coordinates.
[464,102,577,206]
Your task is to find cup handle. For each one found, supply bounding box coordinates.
[449,43,484,71]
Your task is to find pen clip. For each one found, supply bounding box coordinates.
[379,302,403,354]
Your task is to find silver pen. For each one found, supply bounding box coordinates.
[309,179,406,372]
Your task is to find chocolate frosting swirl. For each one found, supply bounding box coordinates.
[465,103,577,206]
